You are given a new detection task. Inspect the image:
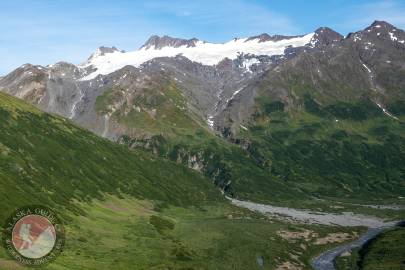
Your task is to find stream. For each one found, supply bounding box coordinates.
[227,197,402,270]
[311,223,401,270]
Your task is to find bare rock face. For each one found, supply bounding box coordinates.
[87,46,124,61]
[0,64,47,104]
[141,35,199,49]
[309,27,343,47]
[246,33,303,42]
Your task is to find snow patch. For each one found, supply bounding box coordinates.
[242,58,260,72]
[389,32,398,41]
[207,116,214,128]
[376,103,398,120]
[225,87,244,105]
[240,125,248,131]
[362,63,372,73]
[70,82,84,119]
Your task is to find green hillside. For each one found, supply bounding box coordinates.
[360,227,405,270]
[114,79,405,209]
[0,92,359,269]
[0,91,221,221]
[238,94,405,203]
[100,79,308,203]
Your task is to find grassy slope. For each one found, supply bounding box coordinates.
[0,92,361,270]
[361,227,405,270]
[0,91,222,222]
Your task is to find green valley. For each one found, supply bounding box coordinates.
[1,16,405,270]
[0,92,364,269]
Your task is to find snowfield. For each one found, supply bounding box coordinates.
[80,33,314,80]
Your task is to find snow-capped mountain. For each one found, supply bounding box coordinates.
[79,33,315,80]
[0,21,404,140]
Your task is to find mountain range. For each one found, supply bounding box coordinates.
[0,20,405,270]
[1,20,404,203]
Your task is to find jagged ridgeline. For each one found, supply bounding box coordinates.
[0,21,405,204]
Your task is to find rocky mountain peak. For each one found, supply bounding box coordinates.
[246,33,302,43]
[87,46,123,61]
[362,20,398,36]
[13,64,47,76]
[245,33,270,42]
[141,35,199,50]
[309,27,343,47]
[369,20,395,30]
[347,20,405,46]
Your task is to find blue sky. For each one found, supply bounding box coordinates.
[1,0,405,75]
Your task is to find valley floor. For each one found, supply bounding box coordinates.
[2,194,404,270]
[0,92,404,270]
[0,195,369,270]
[228,197,397,227]
[228,197,405,270]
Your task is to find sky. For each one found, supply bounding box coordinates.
[1,0,405,75]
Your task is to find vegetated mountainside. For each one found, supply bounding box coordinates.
[0,91,221,222]
[0,21,404,205]
[218,21,405,202]
[0,92,363,270]
[360,227,405,270]
[336,227,405,270]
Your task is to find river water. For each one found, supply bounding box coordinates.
[227,197,401,270]
[311,223,400,270]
